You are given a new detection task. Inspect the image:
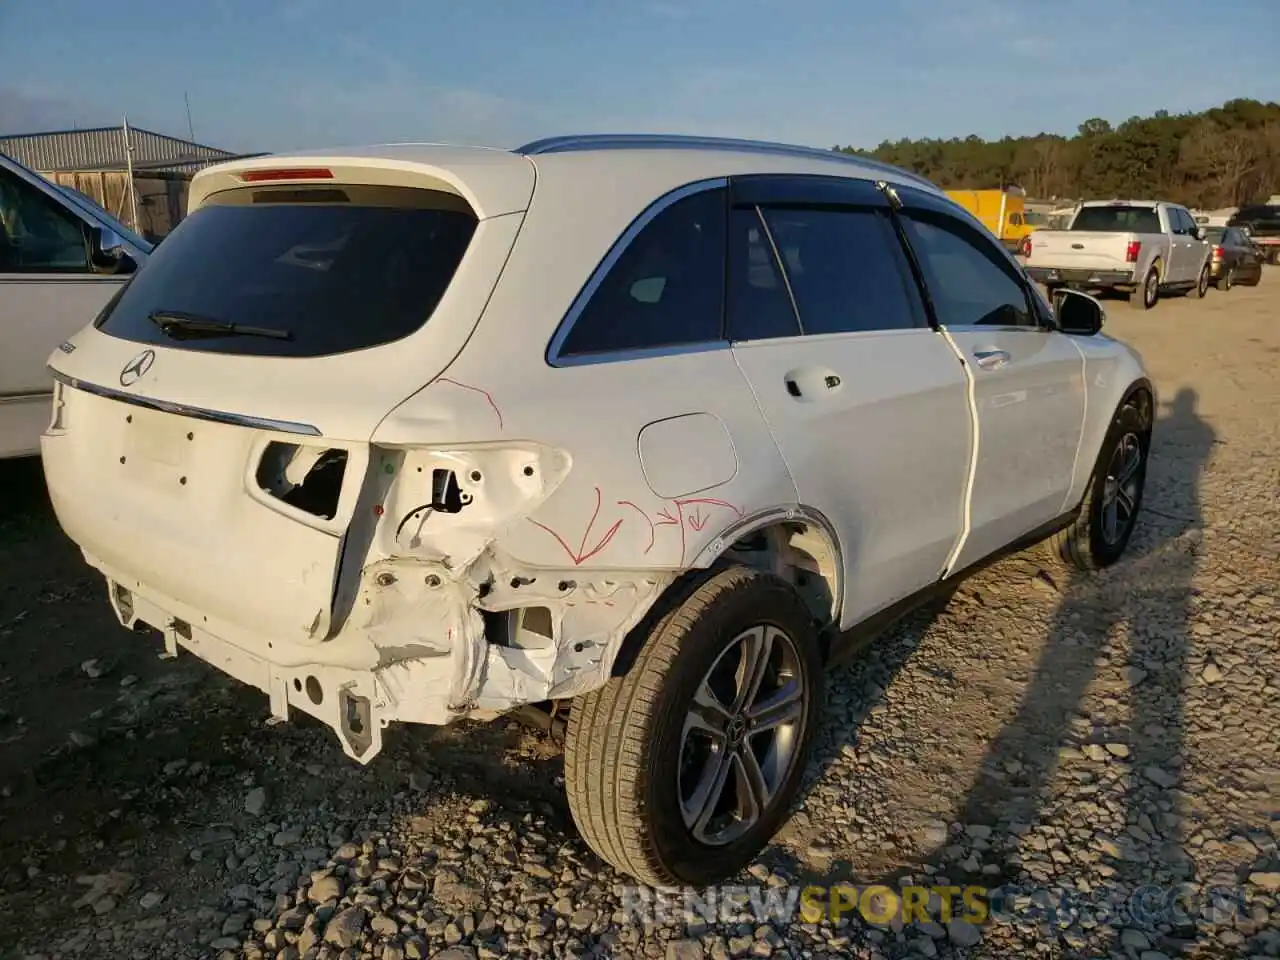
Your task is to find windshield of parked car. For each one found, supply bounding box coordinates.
[1070,205,1162,234]
[94,184,478,358]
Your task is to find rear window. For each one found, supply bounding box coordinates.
[95,184,477,358]
[1070,205,1161,234]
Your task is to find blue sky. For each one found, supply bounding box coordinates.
[2,0,1277,154]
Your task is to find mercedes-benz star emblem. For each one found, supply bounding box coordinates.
[119,349,156,387]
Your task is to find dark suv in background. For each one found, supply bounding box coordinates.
[1228,204,1280,265]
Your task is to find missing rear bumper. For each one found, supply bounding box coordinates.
[98,554,668,763]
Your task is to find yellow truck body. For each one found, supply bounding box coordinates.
[944,187,1034,252]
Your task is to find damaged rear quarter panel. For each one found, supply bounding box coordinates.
[359,348,797,718]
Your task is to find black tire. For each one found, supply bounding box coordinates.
[1216,266,1234,292]
[1128,265,1159,310]
[1243,266,1262,287]
[564,564,825,886]
[1050,399,1151,571]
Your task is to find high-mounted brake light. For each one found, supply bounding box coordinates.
[237,168,335,182]
[1125,240,1141,263]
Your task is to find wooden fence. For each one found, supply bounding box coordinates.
[39,169,192,241]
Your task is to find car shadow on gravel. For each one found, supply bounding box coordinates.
[769,389,1216,948]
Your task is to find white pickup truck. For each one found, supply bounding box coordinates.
[1023,200,1212,310]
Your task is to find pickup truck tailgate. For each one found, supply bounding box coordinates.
[1027,231,1137,272]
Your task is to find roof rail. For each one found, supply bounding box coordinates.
[513,133,936,189]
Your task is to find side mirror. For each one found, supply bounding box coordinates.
[1195,227,1207,241]
[1053,288,1105,336]
[90,226,137,275]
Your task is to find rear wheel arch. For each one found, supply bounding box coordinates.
[609,507,843,679]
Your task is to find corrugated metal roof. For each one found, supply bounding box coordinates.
[0,126,236,172]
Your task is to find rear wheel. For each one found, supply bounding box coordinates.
[1128,265,1159,310]
[564,564,824,886]
[1050,399,1150,571]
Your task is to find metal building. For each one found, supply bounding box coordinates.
[0,125,261,240]
[0,125,236,175]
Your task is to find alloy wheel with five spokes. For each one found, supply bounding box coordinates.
[678,624,808,847]
[1100,431,1143,547]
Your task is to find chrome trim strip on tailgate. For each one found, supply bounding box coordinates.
[47,367,323,436]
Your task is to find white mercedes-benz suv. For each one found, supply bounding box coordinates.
[40,134,1153,886]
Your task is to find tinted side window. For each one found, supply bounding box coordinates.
[757,206,925,335]
[0,168,90,273]
[901,210,1036,328]
[559,187,726,357]
[726,206,800,341]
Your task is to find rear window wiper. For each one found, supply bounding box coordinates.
[147,310,293,341]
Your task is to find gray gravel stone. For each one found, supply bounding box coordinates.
[1250,871,1280,891]
[308,874,343,903]
[244,787,267,816]
[947,919,982,947]
[323,906,366,948]
[667,940,704,960]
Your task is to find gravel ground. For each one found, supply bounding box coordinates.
[1,277,1277,960]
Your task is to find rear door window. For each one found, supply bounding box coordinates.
[750,205,925,335]
[726,206,801,341]
[94,184,478,358]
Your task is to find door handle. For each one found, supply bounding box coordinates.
[784,367,843,401]
[973,349,1011,370]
